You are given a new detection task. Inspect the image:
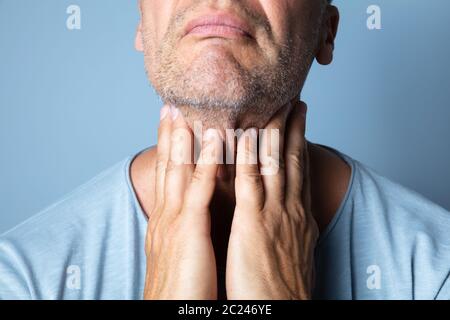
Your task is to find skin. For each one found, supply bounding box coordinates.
[136,0,336,130]
[143,105,220,299]
[133,0,349,299]
[227,101,317,299]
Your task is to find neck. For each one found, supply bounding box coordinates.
[174,91,300,131]
[130,116,352,236]
[177,104,277,134]
[175,95,300,188]
[175,103,278,196]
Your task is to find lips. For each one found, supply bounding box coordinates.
[184,12,253,39]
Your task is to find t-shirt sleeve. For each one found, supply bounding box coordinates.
[0,241,31,300]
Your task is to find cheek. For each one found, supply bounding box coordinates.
[260,0,288,40]
[259,0,318,43]
[141,0,173,46]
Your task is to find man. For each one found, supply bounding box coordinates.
[1,0,449,300]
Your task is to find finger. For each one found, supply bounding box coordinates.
[164,106,194,212]
[301,139,313,220]
[154,105,172,209]
[235,128,264,212]
[184,129,221,213]
[259,102,293,204]
[285,100,308,204]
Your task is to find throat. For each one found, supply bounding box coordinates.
[209,187,236,300]
[178,104,280,135]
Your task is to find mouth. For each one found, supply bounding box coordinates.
[184,12,254,40]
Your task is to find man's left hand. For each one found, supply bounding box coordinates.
[226,100,319,300]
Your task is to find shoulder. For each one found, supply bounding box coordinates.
[343,153,450,298]
[130,146,157,217]
[0,156,142,299]
[351,156,450,237]
[1,156,134,241]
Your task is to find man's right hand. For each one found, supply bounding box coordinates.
[143,105,221,300]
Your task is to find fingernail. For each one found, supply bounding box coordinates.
[204,128,217,141]
[248,127,258,138]
[170,106,179,120]
[160,105,170,120]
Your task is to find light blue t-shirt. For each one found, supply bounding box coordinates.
[1,147,449,300]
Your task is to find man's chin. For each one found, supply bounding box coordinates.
[157,68,254,109]
[161,88,250,110]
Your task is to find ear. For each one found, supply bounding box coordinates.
[316,5,339,65]
[135,21,144,52]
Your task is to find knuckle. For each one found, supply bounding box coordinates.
[165,160,177,173]
[237,169,261,182]
[191,168,214,186]
[287,152,304,171]
[157,123,169,139]
[155,158,168,173]
[190,169,205,183]
[236,175,261,196]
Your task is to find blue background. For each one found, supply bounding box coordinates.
[1,0,449,233]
